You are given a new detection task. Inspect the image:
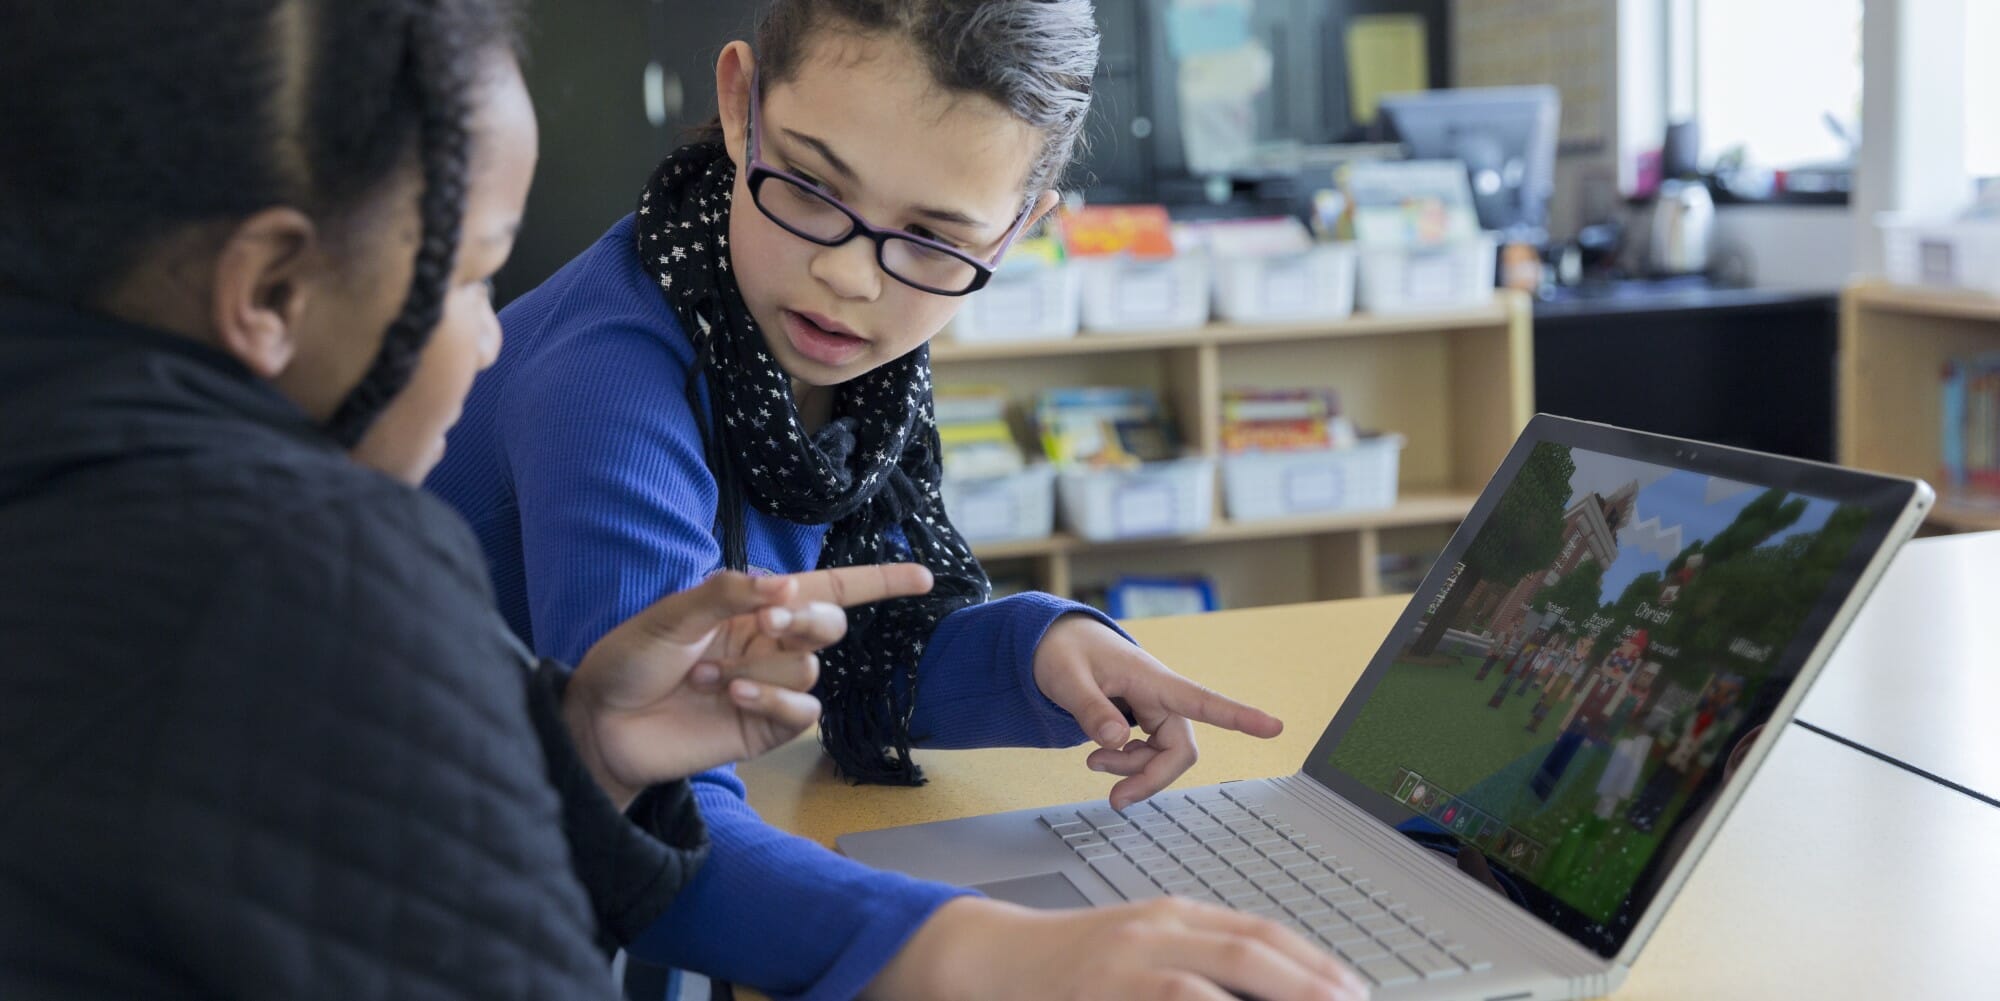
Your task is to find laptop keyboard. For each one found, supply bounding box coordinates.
[1040,786,1495,989]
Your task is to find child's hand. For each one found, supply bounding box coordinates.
[873,896,1370,1001]
[1032,614,1285,810]
[567,566,934,807]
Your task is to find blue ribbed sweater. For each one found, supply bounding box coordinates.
[427,215,1111,1000]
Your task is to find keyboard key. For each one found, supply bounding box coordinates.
[1156,876,1201,894]
[1039,810,1083,828]
[1089,856,1162,901]
[1199,869,1245,891]
[1094,822,1134,839]
[1206,838,1250,856]
[1376,929,1425,952]
[1318,924,1370,947]
[1080,807,1127,830]
[1249,872,1295,891]
[1337,901,1383,921]
[1217,848,1257,867]
[1245,831,1286,848]
[1136,856,1182,876]
[1350,956,1419,988]
[1074,843,1118,860]
[1283,898,1330,920]
[1217,882,1264,905]
[1402,946,1463,980]
[1064,833,1105,849]
[1266,884,1313,904]
[1193,827,1237,845]
[1337,939,1389,963]
[1235,859,1281,878]
[1302,911,1350,933]
[1301,874,1340,892]
[1155,834,1198,852]
[1242,902,1284,920]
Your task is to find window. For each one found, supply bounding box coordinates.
[1968,1,2000,180]
[1693,0,1862,170]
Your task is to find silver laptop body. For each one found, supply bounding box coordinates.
[840,416,1932,999]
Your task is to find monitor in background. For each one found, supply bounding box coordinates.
[1381,86,1561,244]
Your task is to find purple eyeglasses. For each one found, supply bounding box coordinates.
[745,78,1037,297]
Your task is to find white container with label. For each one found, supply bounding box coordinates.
[1221,435,1405,522]
[1077,255,1212,332]
[1879,215,2000,297]
[1211,244,1357,323]
[945,263,1082,343]
[1356,234,1497,314]
[940,463,1057,544]
[1056,456,1216,541]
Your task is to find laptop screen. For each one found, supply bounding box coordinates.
[1306,417,1920,957]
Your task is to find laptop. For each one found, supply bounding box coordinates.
[840,415,1932,998]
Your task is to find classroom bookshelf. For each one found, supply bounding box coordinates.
[935,291,1535,609]
[1838,281,2000,533]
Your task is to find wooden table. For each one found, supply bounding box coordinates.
[740,575,2000,998]
[1796,532,2000,804]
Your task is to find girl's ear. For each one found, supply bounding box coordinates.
[209,207,320,380]
[715,41,757,169]
[1024,190,1063,232]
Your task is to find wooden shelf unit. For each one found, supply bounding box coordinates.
[939,292,1534,610]
[1838,282,2000,531]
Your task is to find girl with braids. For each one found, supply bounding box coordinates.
[0,2,935,997]
[430,2,1365,999]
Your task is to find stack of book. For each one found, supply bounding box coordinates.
[1220,387,1356,454]
[935,385,1026,480]
[1036,387,1180,469]
[1941,355,2000,498]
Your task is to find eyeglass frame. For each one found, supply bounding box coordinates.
[743,73,1039,297]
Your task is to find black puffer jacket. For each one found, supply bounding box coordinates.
[0,295,704,999]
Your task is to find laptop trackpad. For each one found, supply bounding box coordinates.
[972,871,1094,910]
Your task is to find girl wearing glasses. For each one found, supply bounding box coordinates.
[428,2,1364,999]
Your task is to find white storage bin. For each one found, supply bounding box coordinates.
[941,463,1057,544]
[1356,234,1498,314]
[1211,244,1357,324]
[946,263,1082,343]
[1880,216,2000,297]
[1078,255,1212,332]
[1056,456,1215,541]
[1221,435,1405,522]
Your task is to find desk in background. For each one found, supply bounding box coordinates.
[1798,531,2000,804]
[741,534,1998,999]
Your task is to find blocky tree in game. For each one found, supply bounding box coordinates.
[1529,556,1607,644]
[1413,443,1577,656]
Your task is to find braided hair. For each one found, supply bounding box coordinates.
[0,0,522,445]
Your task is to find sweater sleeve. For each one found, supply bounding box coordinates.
[492,318,975,998]
[905,592,1133,749]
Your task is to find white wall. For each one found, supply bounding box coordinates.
[1852,0,1971,276]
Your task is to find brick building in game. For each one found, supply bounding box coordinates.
[1471,480,1638,638]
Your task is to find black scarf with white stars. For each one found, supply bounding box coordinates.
[636,141,990,786]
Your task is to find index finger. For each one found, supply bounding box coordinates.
[781,563,934,609]
[1147,672,1283,740]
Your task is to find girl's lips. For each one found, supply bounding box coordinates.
[780,309,869,367]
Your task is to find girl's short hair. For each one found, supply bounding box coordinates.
[749,0,1100,196]
[0,0,522,441]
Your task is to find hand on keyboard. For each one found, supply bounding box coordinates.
[868,894,1371,1001]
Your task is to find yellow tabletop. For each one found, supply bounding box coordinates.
[739,596,1402,843]
[737,595,2000,999]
